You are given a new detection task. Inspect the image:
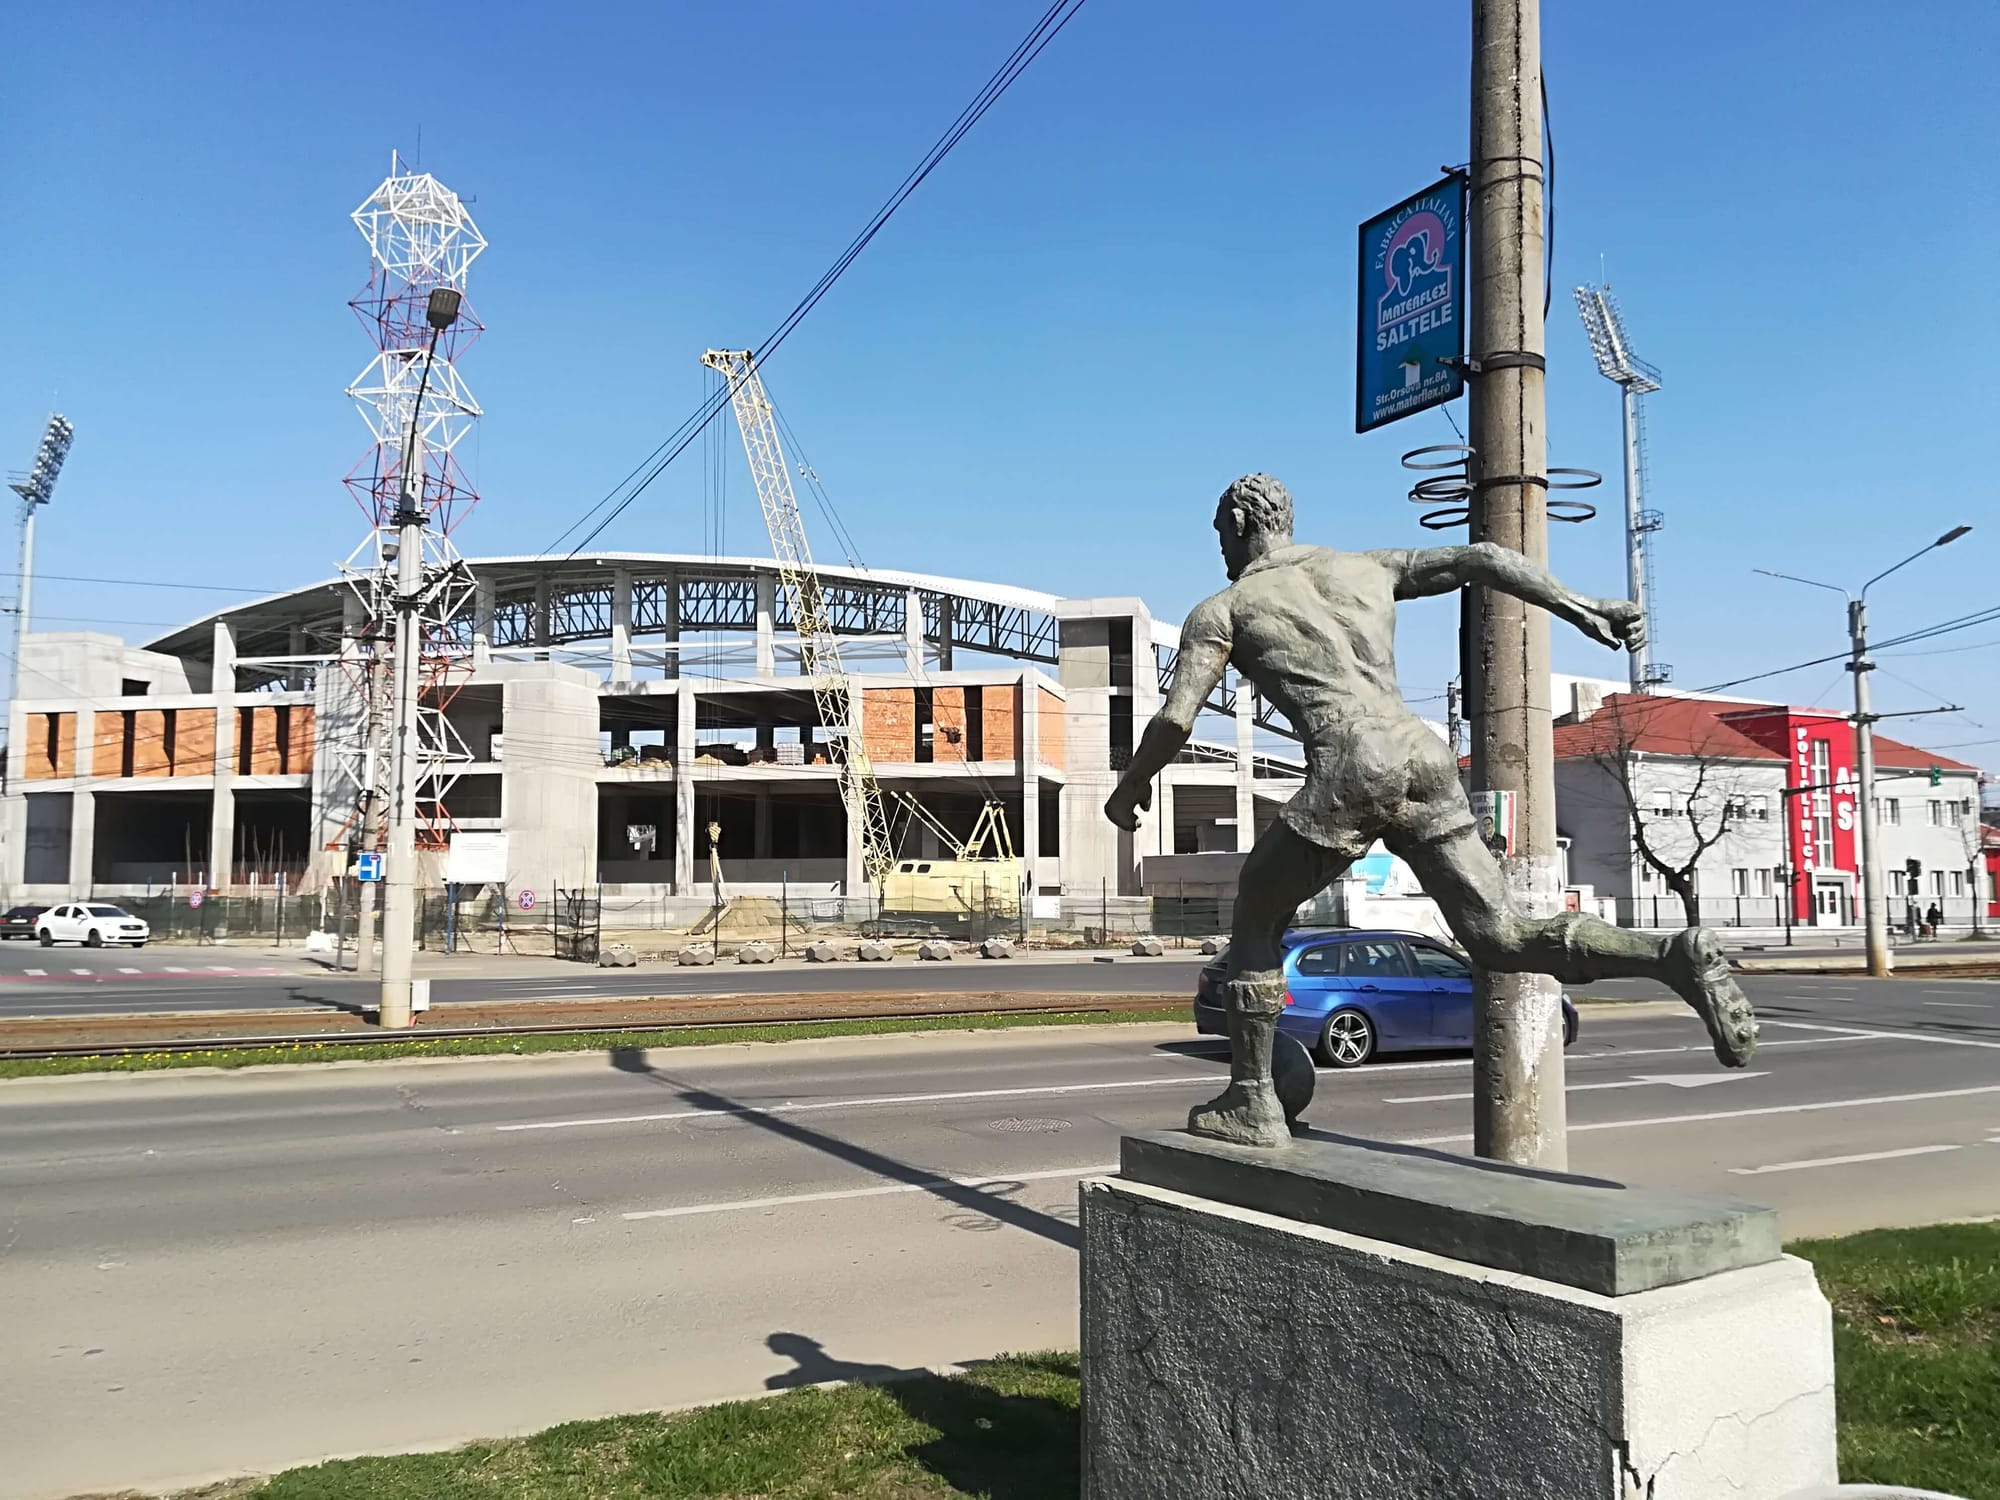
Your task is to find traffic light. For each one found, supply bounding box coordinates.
[1929,765,1943,786]
[1906,858,1922,896]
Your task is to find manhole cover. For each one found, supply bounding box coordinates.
[989,1116,1072,1133]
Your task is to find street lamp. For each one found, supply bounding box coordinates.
[378,286,463,1029]
[1755,525,1972,977]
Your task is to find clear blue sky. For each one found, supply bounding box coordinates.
[4,2,1995,763]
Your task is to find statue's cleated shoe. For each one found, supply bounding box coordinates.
[1666,927,1759,1067]
[1188,1080,1292,1149]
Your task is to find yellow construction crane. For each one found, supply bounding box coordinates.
[701,350,896,886]
[885,793,1023,922]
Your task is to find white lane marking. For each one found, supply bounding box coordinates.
[498,1077,1209,1132]
[206,966,233,973]
[1730,1144,1962,1176]
[70,968,94,976]
[1763,1020,2000,1050]
[1403,1084,2000,1147]
[623,1162,1115,1222]
[163,966,189,973]
[117,967,141,974]
[24,968,44,976]
[1923,1001,1991,1010]
[491,1036,1874,1135]
[1386,1071,1769,1105]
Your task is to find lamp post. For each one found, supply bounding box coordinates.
[1756,524,1972,978]
[378,286,462,1029]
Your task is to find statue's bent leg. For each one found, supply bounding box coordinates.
[1193,824,1353,1147]
[1390,826,1757,1066]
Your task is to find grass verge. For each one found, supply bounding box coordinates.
[0,1007,1186,1081]
[1789,1220,2000,1498]
[144,1223,1999,1499]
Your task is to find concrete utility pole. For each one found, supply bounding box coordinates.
[1847,596,1891,976]
[1758,524,1971,980]
[378,287,463,1028]
[1466,0,1566,1168]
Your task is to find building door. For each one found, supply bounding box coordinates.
[1813,880,1844,926]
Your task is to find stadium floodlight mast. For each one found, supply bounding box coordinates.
[378,286,464,1030]
[1756,524,1973,979]
[6,414,75,700]
[1574,284,1667,691]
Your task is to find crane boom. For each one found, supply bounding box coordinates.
[701,349,894,885]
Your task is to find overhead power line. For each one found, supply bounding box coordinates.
[543,0,1091,561]
[1692,602,2000,697]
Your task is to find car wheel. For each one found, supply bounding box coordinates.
[1318,1008,1376,1069]
[132,940,147,949]
[85,929,103,948]
[37,929,53,947]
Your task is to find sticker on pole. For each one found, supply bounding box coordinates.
[517,889,537,912]
[1470,790,1517,859]
[188,889,205,909]
[1356,175,1467,433]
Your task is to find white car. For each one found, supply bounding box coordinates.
[37,903,150,948]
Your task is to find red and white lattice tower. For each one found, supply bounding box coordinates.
[327,154,484,863]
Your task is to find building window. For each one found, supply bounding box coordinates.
[1756,868,1774,898]
[1881,798,1900,826]
[1931,871,1947,899]
[1649,794,1675,820]
[1950,870,1966,898]
[1730,869,1749,896]
[1929,800,1944,827]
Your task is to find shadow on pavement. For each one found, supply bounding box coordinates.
[764,1333,1079,1500]
[604,1047,1079,1248]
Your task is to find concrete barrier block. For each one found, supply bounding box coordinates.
[597,942,639,968]
[978,937,1015,959]
[804,940,843,963]
[675,943,715,967]
[856,939,894,962]
[735,941,777,965]
[917,940,956,961]
[1131,936,1167,957]
[1199,937,1229,956]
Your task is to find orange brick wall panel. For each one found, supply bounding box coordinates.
[1037,689,1066,771]
[862,689,916,764]
[287,706,316,774]
[931,688,968,764]
[175,709,216,776]
[982,687,1020,763]
[246,707,284,775]
[23,712,75,779]
[92,712,125,778]
[133,710,172,776]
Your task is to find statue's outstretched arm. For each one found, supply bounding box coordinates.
[1105,594,1231,831]
[1370,544,1645,655]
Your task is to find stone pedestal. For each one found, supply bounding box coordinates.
[1081,1132,1837,1500]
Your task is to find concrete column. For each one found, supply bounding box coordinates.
[754,573,777,677]
[937,595,955,671]
[1019,672,1042,886]
[1,696,28,889]
[661,570,680,680]
[754,789,772,860]
[674,680,696,895]
[533,579,552,656]
[472,578,496,665]
[1234,678,1257,853]
[610,568,634,682]
[286,625,308,691]
[69,698,95,893]
[209,621,237,892]
[1155,775,1178,859]
[904,590,926,675]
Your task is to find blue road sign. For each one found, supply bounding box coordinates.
[356,852,383,882]
[1356,175,1466,433]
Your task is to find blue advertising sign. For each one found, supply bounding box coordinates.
[1356,175,1466,433]
[356,851,383,883]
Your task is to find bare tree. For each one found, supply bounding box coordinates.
[1582,697,1770,928]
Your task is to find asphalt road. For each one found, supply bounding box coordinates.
[0,944,1211,1021]
[5,979,1997,1499]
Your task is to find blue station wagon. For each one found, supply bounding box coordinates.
[1195,929,1580,1067]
